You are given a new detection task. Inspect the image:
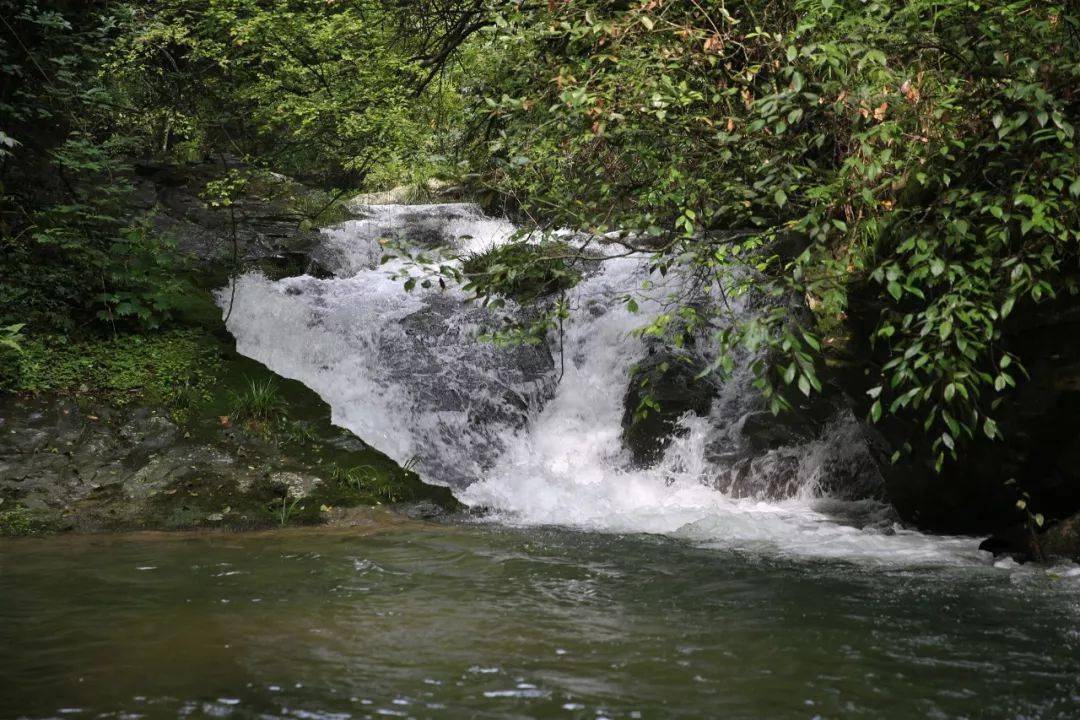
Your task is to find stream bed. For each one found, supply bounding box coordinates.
[3,517,1079,719]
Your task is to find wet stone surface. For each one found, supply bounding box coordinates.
[0,394,454,535]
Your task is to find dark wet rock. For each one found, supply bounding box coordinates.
[401,500,448,520]
[618,331,883,502]
[978,526,1036,561]
[981,512,1080,563]
[719,451,803,500]
[257,251,335,281]
[120,411,179,452]
[1040,512,1080,561]
[621,353,718,466]
[132,160,329,268]
[737,411,813,454]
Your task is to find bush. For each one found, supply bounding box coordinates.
[462,241,583,303]
[470,0,1080,469]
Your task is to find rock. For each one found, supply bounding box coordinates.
[622,352,718,466]
[133,160,324,265]
[365,293,556,483]
[120,411,179,453]
[269,471,322,499]
[737,410,811,454]
[719,452,803,500]
[979,513,1080,563]
[401,500,447,519]
[123,456,183,500]
[1039,512,1080,561]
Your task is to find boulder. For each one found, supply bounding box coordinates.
[737,410,813,454]
[980,512,1080,563]
[1039,512,1080,561]
[621,353,718,466]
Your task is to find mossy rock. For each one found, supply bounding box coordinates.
[0,505,61,537]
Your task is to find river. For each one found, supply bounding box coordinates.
[3,518,1079,719]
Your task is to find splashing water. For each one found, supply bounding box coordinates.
[222,203,996,567]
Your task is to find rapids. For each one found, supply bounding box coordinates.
[221,204,1017,567]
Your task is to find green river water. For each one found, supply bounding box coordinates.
[2,514,1079,719]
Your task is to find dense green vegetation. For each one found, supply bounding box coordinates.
[468,0,1079,472]
[1,0,467,335]
[2,0,1078,533]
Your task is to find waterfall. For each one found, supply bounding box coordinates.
[221,203,990,565]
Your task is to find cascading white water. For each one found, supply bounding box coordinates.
[221,203,994,566]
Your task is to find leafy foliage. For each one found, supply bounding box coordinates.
[466,0,1080,468]
[0,1,186,332]
[461,241,583,303]
[105,0,465,185]
[3,0,1077,490]
[1,0,468,335]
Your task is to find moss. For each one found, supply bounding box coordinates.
[8,330,222,421]
[146,475,292,531]
[312,462,459,510]
[0,506,59,537]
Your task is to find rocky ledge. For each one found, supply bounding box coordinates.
[0,391,458,536]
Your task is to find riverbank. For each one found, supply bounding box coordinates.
[0,164,458,537]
